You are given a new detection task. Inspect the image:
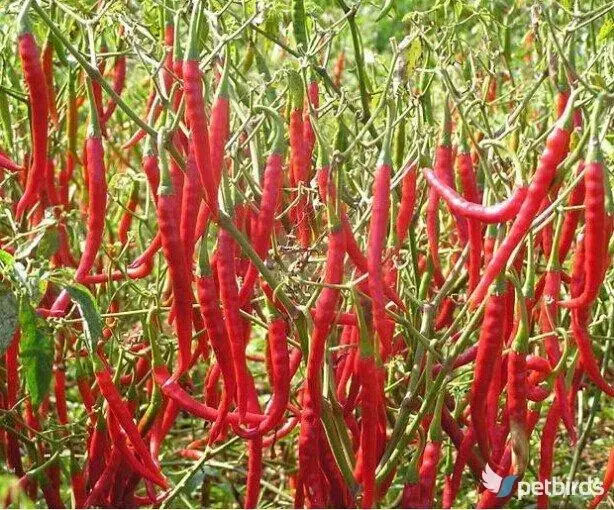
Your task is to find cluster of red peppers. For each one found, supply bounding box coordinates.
[0,1,612,509]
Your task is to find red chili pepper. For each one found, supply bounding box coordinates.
[118,181,139,245]
[419,434,442,507]
[448,426,476,504]
[183,6,216,217]
[217,225,252,419]
[589,447,614,509]
[470,97,575,307]
[315,144,406,312]
[179,140,202,270]
[156,364,269,427]
[367,104,394,358]
[156,132,194,377]
[69,453,87,509]
[93,356,166,488]
[539,250,577,444]
[0,149,22,173]
[506,291,530,476]
[146,119,167,178]
[333,51,345,87]
[299,208,346,507]
[400,445,423,509]
[244,433,263,508]
[457,130,482,291]
[101,33,127,125]
[235,316,290,440]
[53,362,68,426]
[106,410,164,487]
[86,411,108,490]
[195,242,237,440]
[423,167,528,224]
[426,117,448,286]
[303,76,319,161]
[208,57,230,203]
[15,10,49,219]
[470,280,506,460]
[558,161,585,262]
[569,235,614,396]
[48,81,108,313]
[537,401,560,509]
[395,160,417,247]
[85,447,122,507]
[560,134,607,310]
[40,36,58,126]
[238,108,285,306]
[352,296,379,509]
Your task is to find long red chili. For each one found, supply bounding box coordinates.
[569,235,614,396]
[208,56,230,203]
[419,398,444,508]
[537,401,560,509]
[15,9,49,219]
[560,120,607,309]
[457,130,483,291]
[238,107,285,306]
[234,315,290,439]
[101,32,127,125]
[41,35,58,126]
[367,104,394,358]
[470,97,575,307]
[470,280,506,460]
[93,356,166,488]
[423,167,528,224]
[195,241,237,438]
[179,140,202,269]
[156,131,194,377]
[558,161,585,262]
[589,448,614,509]
[506,290,530,476]
[118,181,139,245]
[540,229,577,443]
[395,160,417,247]
[217,226,252,419]
[183,5,216,217]
[298,209,346,507]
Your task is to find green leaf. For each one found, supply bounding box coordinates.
[37,229,59,260]
[0,288,18,356]
[406,37,422,76]
[67,284,103,352]
[19,300,53,407]
[0,249,14,269]
[597,18,613,44]
[559,0,572,10]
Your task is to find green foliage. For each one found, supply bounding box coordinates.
[19,298,53,407]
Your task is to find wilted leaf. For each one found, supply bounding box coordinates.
[0,289,18,356]
[14,229,47,261]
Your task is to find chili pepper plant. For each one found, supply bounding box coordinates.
[0,0,612,508]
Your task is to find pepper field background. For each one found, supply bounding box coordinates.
[0,0,613,508]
